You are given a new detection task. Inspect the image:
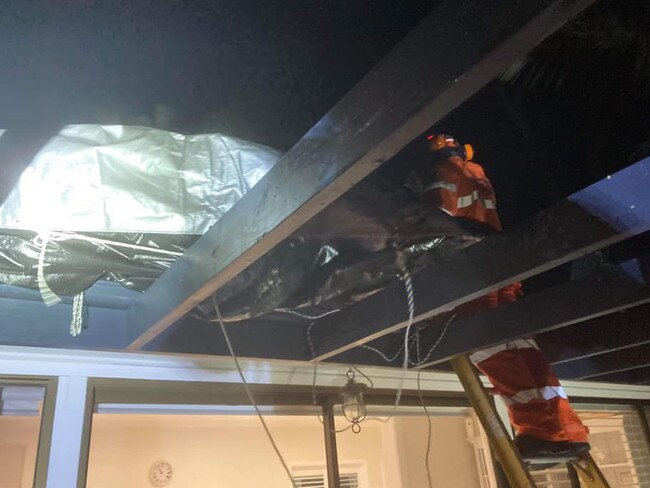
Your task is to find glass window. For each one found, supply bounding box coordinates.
[84,396,650,488]
[0,384,46,488]
[333,406,494,488]
[531,405,650,488]
[86,404,326,487]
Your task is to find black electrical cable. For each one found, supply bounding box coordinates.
[308,322,353,434]
[417,369,435,488]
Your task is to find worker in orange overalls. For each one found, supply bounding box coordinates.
[420,134,590,459]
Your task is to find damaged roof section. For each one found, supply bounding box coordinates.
[1,0,650,388]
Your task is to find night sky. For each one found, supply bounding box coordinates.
[1,0,648,225]
[0,0,432,148]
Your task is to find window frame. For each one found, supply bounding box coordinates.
[0,375,57,488]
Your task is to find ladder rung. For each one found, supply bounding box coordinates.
[525,455,581,465]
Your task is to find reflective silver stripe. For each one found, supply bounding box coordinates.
[425,181,457,192]
[438,206,454,216]
[502,386,568,405]
[457,190,478,208]
[457,191,497,210]
[469,339,539,364]
[36,233,62,307]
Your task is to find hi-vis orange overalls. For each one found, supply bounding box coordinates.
[424,155,589,444]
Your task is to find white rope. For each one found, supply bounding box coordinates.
[402,269,415,369]
[70,292,85,337]
[277,308,340,320]
[395,255,415,408]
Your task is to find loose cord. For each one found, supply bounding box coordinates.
[213,297,298,488]
[277,308,340,320]
[360,343,404,363]
[353,366,374,389]
[360,313,456,367]
[418,313,456,366]
[417,370,434,488]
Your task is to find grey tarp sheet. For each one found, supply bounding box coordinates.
[0,125,280,234]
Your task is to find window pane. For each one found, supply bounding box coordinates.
[579,405,650,488]
[0,384,46,488]
[86,405,326,487]
[531,405,650,488]
[333,406,495,488]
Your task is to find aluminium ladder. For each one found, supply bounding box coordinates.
[451,354,611,488]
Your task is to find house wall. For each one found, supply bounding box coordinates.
[87,415,327,488]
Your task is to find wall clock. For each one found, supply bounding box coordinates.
[149,461,173,486]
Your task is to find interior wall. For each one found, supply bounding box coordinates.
[85,412,481,488]
[393,416,483,488]
[0,417,41,488]
[87,415,327,488]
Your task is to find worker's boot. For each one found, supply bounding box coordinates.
[514,434,590,460]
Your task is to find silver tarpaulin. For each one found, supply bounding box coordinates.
[0,125,280,234]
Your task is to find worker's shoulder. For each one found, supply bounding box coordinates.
[465,160,485,171]
[465,160,487,176]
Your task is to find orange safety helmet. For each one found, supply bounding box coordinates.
[426,133,474,161]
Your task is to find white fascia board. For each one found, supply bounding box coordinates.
[0,345,463,392]
[0,345,648,401]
